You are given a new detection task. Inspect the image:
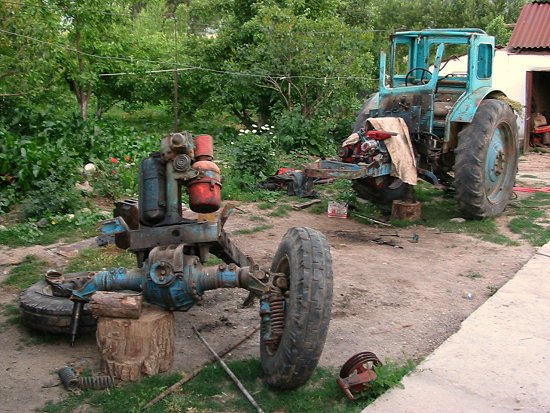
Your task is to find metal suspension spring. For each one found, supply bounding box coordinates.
[58,366,78,391]
[268,294,285,346]
[77,375,114,390]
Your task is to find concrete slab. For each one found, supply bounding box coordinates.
[363,242,550,413]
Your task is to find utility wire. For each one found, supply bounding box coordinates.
[1,28,379,82]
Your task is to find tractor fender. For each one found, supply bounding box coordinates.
[445,88,506,141]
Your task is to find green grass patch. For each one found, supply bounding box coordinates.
[1,255,49,291]
[233,224,274,235]
[519,174,538,179]
[258,201,275,210]
[0,212,106,247]
[266,204,292,217]
[0,303,22,326]
[459,270,483,279]
[43,358,415,413]
[65,246,136,273]
[508,193,550,246]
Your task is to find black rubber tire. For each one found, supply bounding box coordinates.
[19,272,97,334]
[352,177,411,204]
[454,99,518,219]
[261,227,333,389]
[352,92,379,133]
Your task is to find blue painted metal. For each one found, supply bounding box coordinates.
[259,298,272,342]
[71,268,144,300]
[100,217,128,235]
[485,127,506,203]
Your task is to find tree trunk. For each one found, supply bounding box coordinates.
[96,304,175,381]
[391,200,422,222]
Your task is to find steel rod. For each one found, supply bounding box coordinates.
[192,326,265,413]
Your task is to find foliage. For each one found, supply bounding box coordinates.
[21,176,85,219]
[43,358,415,413]
[0,210,107,247]
[1,255,49,291]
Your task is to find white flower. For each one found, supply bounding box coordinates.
[245,129,250,134]
[270,125,275,129]
[239,129,245,133]
[238,133,243,136]
[252,129,257,134]
[252,124,258,128]
[230,141,234,145]
[264,124,270,128]
[261,125,268,130]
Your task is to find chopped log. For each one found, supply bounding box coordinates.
[97,304,175,381]
[90,291,143,319]
[391,200,422,222]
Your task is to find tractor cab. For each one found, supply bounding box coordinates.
[375,29,495,142]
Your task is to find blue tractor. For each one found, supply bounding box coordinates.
[343,28,518,218]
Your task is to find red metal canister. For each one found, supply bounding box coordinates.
[187,160,222,213]
[194,134,214,161]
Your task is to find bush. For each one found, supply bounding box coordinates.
[21,176,85,220]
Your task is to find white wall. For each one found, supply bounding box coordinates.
[440,50,550,136]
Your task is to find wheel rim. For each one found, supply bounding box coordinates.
[485,122,514,204]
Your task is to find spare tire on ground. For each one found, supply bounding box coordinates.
[19,272,97,334]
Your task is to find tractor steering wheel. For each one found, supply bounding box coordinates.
[405,68,432,86]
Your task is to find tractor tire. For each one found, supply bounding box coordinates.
[352,177,411,204]
[454,99,518,219]
[261,227,333,389]
[352,92,379,133]
[19,272,97,334]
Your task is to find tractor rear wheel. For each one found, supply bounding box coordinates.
[455,99,518,219]
[261,227,333,389]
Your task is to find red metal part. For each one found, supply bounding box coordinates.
[365,130,397,141]
[337,351,382,401]
[188,160,222,213]
[194,134,214,161]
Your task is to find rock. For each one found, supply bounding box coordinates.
[75,181,93,193]
[84,163,97,175]
[462,291,474,300]
[450,217,466,223]
[36,218,49,228]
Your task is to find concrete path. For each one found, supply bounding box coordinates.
[363,241,550,413]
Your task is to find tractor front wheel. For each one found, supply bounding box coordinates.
[261,227,333,389]
[455,99,518,219]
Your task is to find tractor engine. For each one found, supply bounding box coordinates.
[339,128,393,177]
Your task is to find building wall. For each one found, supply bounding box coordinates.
[440,50,550,136]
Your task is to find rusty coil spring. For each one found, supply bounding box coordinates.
[266,293,285,348]
[77,375,114,390]
[58,366,78,390]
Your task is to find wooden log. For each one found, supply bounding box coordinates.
[96,305,175,381]
[391,200,422,222]
[90,291,143,319]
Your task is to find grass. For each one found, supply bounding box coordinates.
[1,255,49,291]
[0,303,22,326]
[43,358,415,413]
[233,224,274,235]
[266,204,292,217]
[0,210,108,248]
[508,192,550,246]
[459,270,483,279]
[65,245,136,272]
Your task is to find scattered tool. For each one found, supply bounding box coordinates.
[337,351,382,401]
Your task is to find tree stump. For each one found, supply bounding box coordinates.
[391,200,422,222]
[96,304,175,381]
[90,291,143,319]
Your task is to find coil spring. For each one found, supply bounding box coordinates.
[77,375,114,390]
[58,366,78,390]
[267,293,285,347]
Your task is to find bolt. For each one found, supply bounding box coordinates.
[228,263,237,272]
[218,264,227,271]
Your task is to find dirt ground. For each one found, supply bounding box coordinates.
[0,152,549,413]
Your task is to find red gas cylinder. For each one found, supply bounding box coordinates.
[194,134,214,161]
[187,160,222,213]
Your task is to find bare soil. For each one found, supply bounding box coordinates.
[0,152,549,413]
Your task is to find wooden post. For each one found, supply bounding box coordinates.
[391,200,422,222]
[96,304,175,381]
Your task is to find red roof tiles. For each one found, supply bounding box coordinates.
[508,1,550,50]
